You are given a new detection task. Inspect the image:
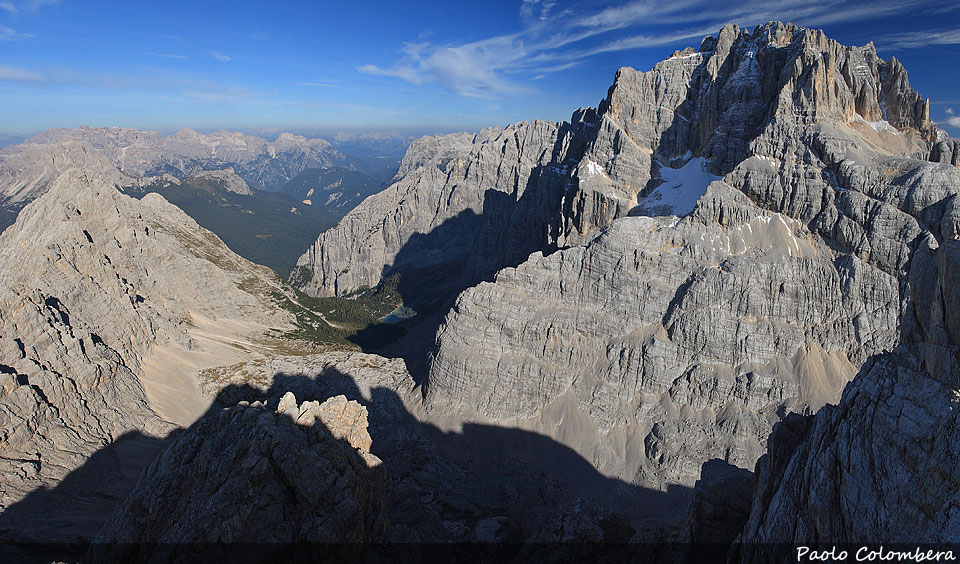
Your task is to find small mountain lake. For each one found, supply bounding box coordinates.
[379,305,417,324]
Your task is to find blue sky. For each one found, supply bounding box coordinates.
[1,0,959,136]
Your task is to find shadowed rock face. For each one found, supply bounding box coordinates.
[291,122,574,297]
[99,351,694,549]
[89,394,389,555]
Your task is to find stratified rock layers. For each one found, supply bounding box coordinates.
[737,238,960,547]
[0,169,293,542]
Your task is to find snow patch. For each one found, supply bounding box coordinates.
[638,157,720,217]
[668,52,704,61]
[730,49,762,85]
[581,159,608,179]
[866,120,901,135]
[855,114,901,135]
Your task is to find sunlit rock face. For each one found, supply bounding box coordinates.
[0,169,295,542]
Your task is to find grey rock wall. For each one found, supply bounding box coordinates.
[0,169,294,542]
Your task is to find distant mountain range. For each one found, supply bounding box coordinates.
[0,126,407,275]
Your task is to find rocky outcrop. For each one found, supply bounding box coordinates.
[684,459,754,546]
[184,351,683,544]
[89,394,388,558]
[931,138,960,169]
[0,169,297,543]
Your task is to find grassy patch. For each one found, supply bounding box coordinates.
[266,275,407,352]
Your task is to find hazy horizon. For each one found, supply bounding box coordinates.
[2,0,959,137]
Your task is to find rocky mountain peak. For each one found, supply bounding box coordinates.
[0,167,306,543]
[0,126,353,212]
[595,20,936,182]
[294,21,954,303]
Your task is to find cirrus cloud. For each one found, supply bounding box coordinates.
[209,50,232,62]
[359,0,956,99]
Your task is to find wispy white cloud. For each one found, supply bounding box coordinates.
[1,0,58,13]
[881,28,960,49]
[0,63,43,83]
[147,52,188,60]
[0,24,32,40]
[209,50,232,62]
[360,0,946,99]
[295,81,337,87]
[945,116,960,128]
[251,30,270,41]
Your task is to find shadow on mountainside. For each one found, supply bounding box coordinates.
[0,431,175,563]
[0,368,696,564]
[350,128,580,386]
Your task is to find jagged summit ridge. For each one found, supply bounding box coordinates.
[24,126,350,187]
[293,20,948,299]
[0,126,353,226]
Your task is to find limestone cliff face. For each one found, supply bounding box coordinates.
[292,122,573,296]
[0,169,295,542]
[736,238,960,548]
[424,21,960,493]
